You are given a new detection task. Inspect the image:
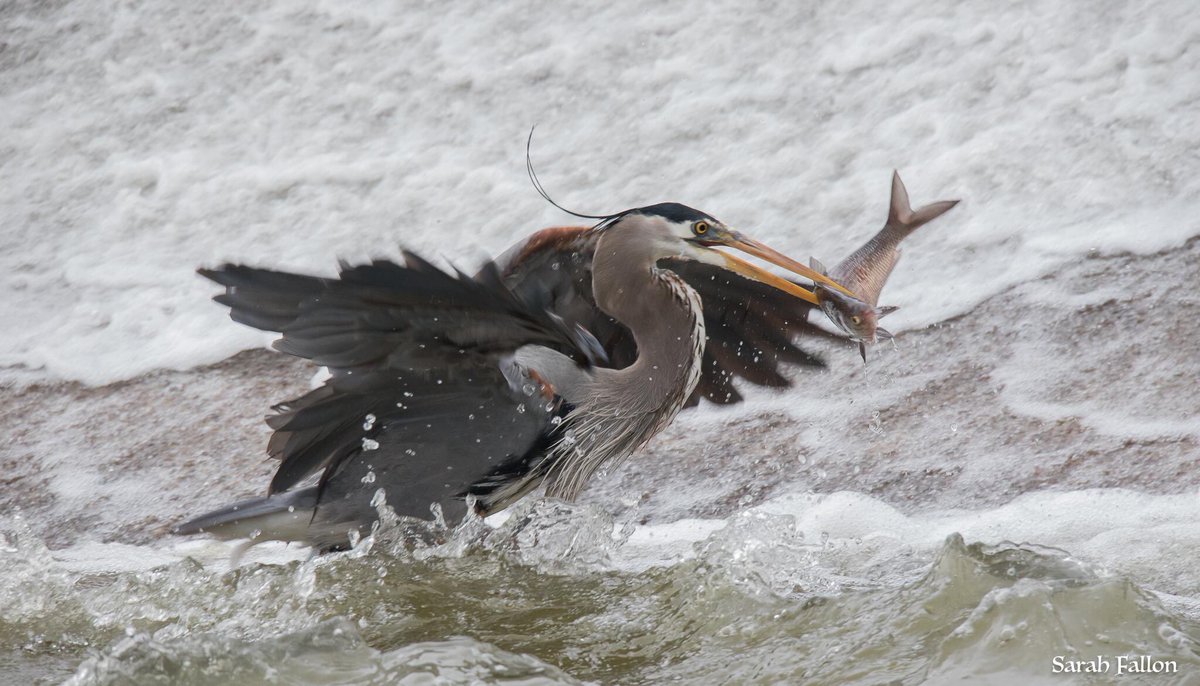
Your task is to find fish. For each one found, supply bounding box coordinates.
[812,171,959,361]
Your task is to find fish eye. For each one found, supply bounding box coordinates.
[850,315,862,325]
[692,221,710,236]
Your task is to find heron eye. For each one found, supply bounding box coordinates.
[692,221,710,236]
[850,315,862,325]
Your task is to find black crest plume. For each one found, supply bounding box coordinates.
[525,127,629,229]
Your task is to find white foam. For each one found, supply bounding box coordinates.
[2,0,1198,384]
[597,487,1200,592]
[750,488,1200,591]
[21,486,1199,608]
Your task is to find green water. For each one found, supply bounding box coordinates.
[4,504,1198,685]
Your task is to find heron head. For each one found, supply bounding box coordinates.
[523,132,853,303]
[611,203,856,306]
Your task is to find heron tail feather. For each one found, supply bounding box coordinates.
[172,487,318,542]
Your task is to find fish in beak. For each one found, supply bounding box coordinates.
[809,171,959,361]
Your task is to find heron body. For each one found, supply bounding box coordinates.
[174,204,842,551]
[532,219,708,500]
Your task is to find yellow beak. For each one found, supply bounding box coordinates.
[715,232,857,303]
[718,251,822,305]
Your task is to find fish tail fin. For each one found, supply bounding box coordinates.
[885,171,959,240]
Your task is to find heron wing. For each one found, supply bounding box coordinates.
[497,228,830,408]
[200,253,590,502]
[262,362,565,516]
[201,252,601,372]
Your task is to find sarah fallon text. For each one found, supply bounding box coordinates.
[1052,655,1178,676]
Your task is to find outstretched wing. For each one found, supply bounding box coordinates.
[202,252,600,374]
[200,252,594,503]
[495,227,832,407]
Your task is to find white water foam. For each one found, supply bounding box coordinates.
[27,486,1196,608]
[2,0,1198,385]
[611,488,1200,598]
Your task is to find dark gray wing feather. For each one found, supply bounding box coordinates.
[201,253,599,372]
[663,259,833,405]
[262,364,562,527]
[198,253,589,520]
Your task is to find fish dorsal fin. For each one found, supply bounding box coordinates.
[876,305,899,318]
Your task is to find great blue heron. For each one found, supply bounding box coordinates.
[173,202,856,552]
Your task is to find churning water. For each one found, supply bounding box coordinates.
[3,497,1198,685]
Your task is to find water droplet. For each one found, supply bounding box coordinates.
[362,413,376,430]
[868,411,884,435]
[429,502,447,528]
[522,383,536,396]
[362,438,380,451]
[369,488,388,508]
[516,404,526,414]
[467,413,475,420]
[361,470,377,484]
[550,416,562,425]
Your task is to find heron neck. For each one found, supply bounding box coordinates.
[590,226,705,413]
